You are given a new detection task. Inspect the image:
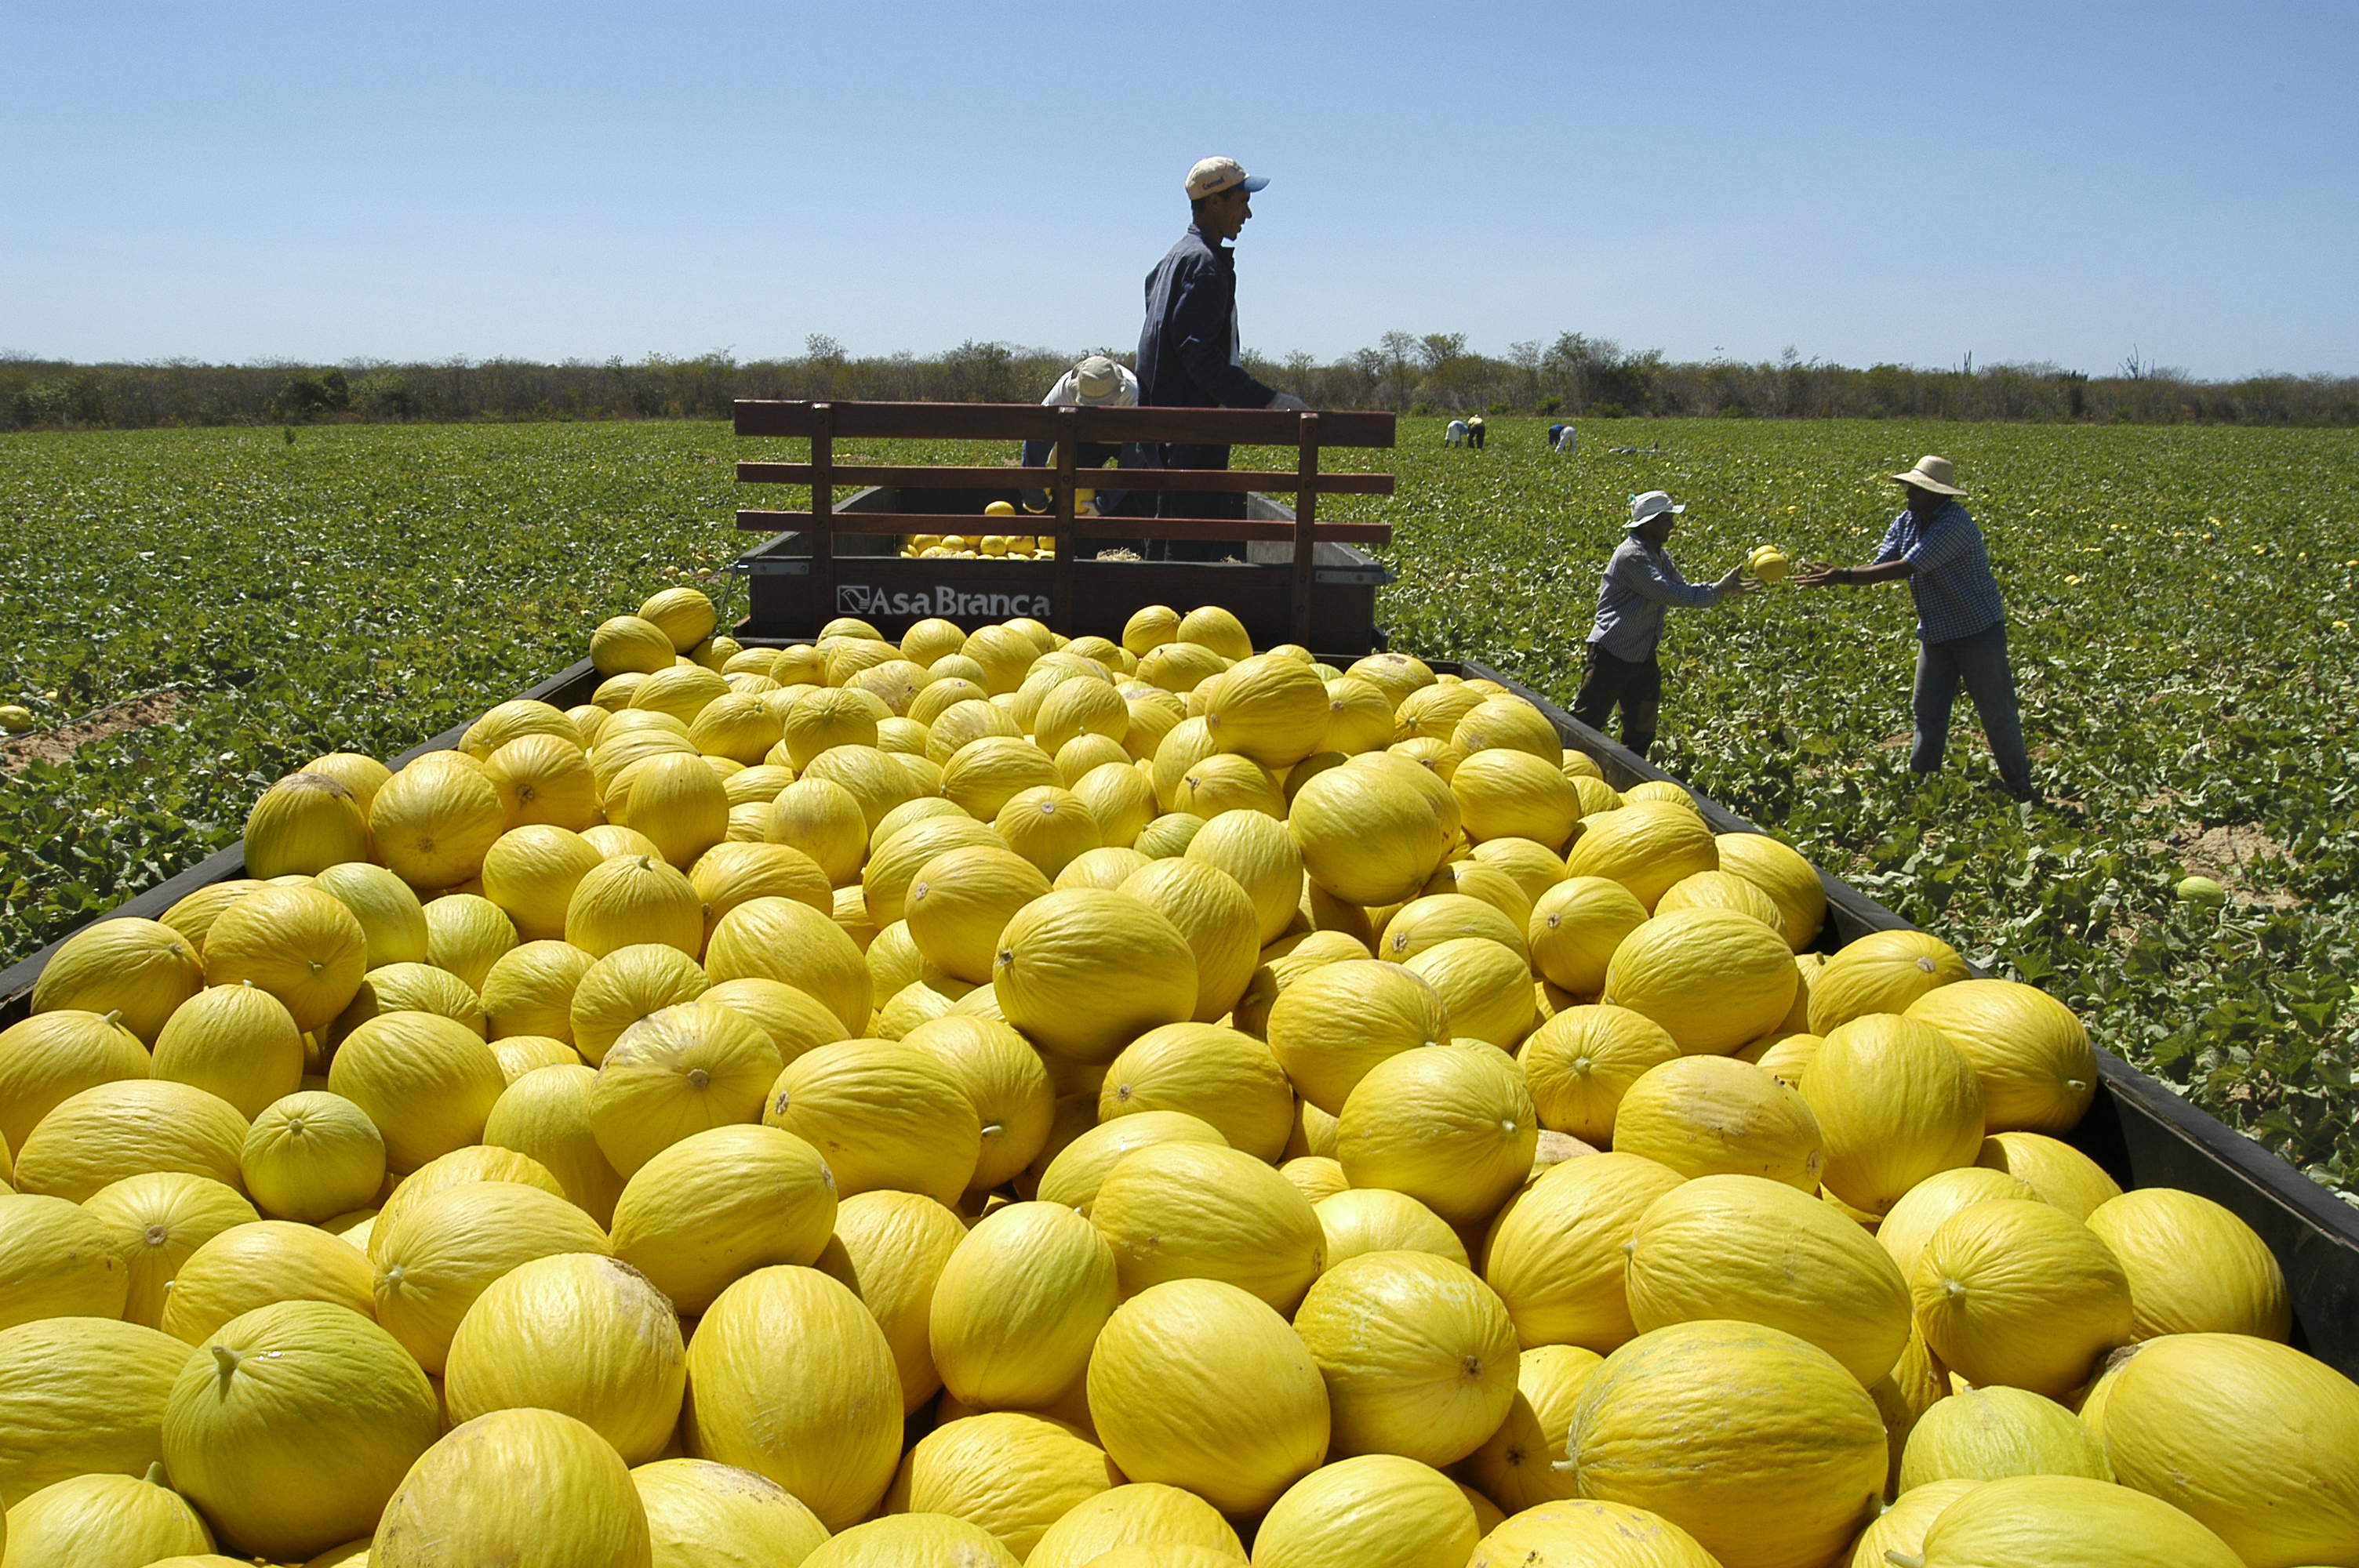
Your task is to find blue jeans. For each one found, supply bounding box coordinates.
[1913,621,2033,795]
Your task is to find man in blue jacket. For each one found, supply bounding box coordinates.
[1136,155,1307,560]
[1571,490,1755,759]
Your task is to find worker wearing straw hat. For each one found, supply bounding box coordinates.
[1570,489,1757,760]
[1795,456,2037,801]
[1016,354,1153,519]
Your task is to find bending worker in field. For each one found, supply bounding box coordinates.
[1793,455,2037,802]
[1570,489,1756,760]
[1136,155,1308,561]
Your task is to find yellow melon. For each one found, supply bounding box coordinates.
[1911,1198,2132,1399]
[1025,1481,1243,1568]
[1565,1319,1888,1568]
[311,862,430,970]
[698,975,846,1068]
[1516,1005,1681,1146]
[2,1468,216,1566]
[1171,604,1249,661]
[1896,1384,2111,1491]
[989,889,1198,1063]
[816,1188,969,1414]
[589,1000,780,1177]
[13,1079,249,1203]
[26,919,200,1037]
[903,845,1052,985]
[1289,759,1457,907]
[1314,1188,1466,1269]
[1847,1479,1976,1568]
[303,750,394,813]
[478,826,602,942]
[1098,1022,1292,1163]
[158,880,266,962]
[765,777,867,887]
[1875,1167,2041,1285]
[158,1218,377,1344]
[1336,1043,1537,1229]
[887,1412,1121,1559]
[1114,859,1259,1022]
[239,1091,386,1224]
[704,896,870,1036]
[2081,1331,2359,1568]
[1888,1472,2245,1568]
[1808,929,1968,1033]
[480,939,594,1044]
[1467,1497,1721,1568]
[1561,802,1717,911]
[1094,1138,1325,1311]
[1598,907,1797,1056]
[557,855,699,963]
[1316,674,1395,757]
[1625,1173,1912,1385]
[420,893,517,992]
[765,1037,980,1204]
[326,1009,505,1172]
[1459,1344,1604,1516]
[631,1458,828,1568]
[198,885,369,1035]
[484,734,602,835]
[1903,979,2096,1135]
[1292,1250,1517,1465]
[141,982,300,1120]
[1036,1112,1229,1214]
[2085,1187,2291,1341]
[928,1201,1118,1411]
[83,1171,256,1327]
[1267,960,1452,1115]
[1255,1452,1479,1568]
[0,1010,149,1154]
[1233,929,1372,1038]
[0,1191,128,1329]
[621,752,726,871]
[804,1512,1018,1566]
[371,1180,612,1374]
[478,1063,623,1223]
[1972,1131,2121,1220]
[1085,1277,1329,1515]
[684,1264,904,1530]
[0,1315,189,1508]
[1611,1054,1823,1191]
[900,1015,1055,1191]
[372,1406,652,1566]
[1801,1013,1983,1215]
[1712,833,1826,951]
[369,762,507,892]
[1403,936,1536,1050]
[442,1251,683,1464]
[608,1122,834,1315]
[244,773,371,879]
[1451,747,1583,852]
[1652,869,1788,944]
[1481,1152,1686,1352]
[1379,892,1528,964]
[162,1298,439,1561]
[631,662,729,727]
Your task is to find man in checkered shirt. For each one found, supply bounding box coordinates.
[1796,455,2037,801]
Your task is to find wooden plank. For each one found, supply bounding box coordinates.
[734,400,1396,448]
[735,461,1393,496]
[1052,406,1077,633]
[809,404,834,630]
[1291,413,1320,646]
[735,510,1393,545]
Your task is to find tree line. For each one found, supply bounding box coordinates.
[5,334,2354,431]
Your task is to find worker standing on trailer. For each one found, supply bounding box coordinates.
[1793,455,2038,801]
[1570,489,1756,760]
[1136,155,1308,561]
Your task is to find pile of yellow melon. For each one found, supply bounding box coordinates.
[2,584,2355,1568]
[900,532,1058,561]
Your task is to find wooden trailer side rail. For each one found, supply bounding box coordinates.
[732,399,1396,644]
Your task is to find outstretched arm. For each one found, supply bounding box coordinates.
[1794,558,1914,588]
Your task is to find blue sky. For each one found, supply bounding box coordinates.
[3,2,2352,379]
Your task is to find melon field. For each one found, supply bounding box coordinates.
[2,416,2355,1197]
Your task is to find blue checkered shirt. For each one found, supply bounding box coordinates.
[1874,499,2005,643]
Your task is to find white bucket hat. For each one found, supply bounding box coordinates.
[1073,355,1133,407]
[1891,454,1965,495]
[1627,491,1685,528]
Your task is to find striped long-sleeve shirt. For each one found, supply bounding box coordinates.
[1873,499,2006,643]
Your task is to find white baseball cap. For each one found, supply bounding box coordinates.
[1628,491,1686,528]
[1073,355,1134,407]
[1186,156,1268,200]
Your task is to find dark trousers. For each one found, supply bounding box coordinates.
[1913,620,2034,797]
[1570,644,1662,759]
[1469,423,1485,449]
[1153,441,1243,562]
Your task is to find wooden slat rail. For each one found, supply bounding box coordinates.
[734,510,1394,544]
[733,397,1396,642]
[735,462,1394,496]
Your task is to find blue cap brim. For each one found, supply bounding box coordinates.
[1238,175,1269,191]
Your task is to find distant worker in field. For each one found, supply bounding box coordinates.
[1016,354,1152,521]
[1570,489,1757,760]
[1794,455,2037,801]
[1467,414,1486,449]
[1445,419,1470,447]
[1136,155,1308,561]
[1549,423,1579,453]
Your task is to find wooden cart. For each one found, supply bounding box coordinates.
[729,400,1397,651]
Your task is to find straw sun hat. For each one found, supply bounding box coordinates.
[1891,454,1965,495]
